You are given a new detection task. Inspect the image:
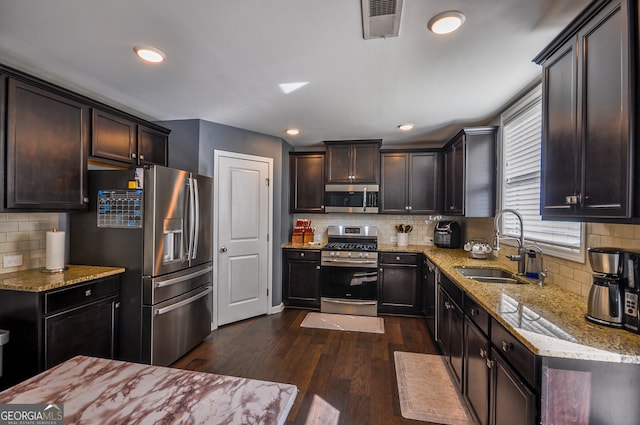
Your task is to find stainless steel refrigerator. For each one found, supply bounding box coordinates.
[70,165,213,366]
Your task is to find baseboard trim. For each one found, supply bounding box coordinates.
[270,303,284,314]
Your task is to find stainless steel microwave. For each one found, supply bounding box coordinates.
[324,184,379,213]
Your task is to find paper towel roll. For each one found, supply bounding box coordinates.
[46,230,66,271]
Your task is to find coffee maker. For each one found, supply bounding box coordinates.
[586,247,640,333]
[586,248,625,327]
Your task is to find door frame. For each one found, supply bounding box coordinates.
[212,149,273,330]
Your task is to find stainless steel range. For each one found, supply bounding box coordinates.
[321,226,378,316]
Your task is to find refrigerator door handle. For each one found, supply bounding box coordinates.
[186,177,196,261]
[155,265,213,288]
[192,178,200,260]
[154,286,213,316]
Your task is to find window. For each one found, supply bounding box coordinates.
[499,84,584,262]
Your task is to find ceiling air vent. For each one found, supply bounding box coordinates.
[361,0,403,39]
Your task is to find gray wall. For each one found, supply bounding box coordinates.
[160,119,293,307]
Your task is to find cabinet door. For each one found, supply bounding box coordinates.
[437,287,450,357]
[137,125,168,166]
[449,299,464,389]
[409,152,439,214]
[283,250,321,308]
[490,348,536,425]
[290,153,325,213]
[444,136,464,215]
[465,318,490,425]
[578,1,629,217]
[6,78,88,210]
[45,297,117,369]
[325,144,353,183]
[91,109,136,164]
[380,153,408,213]
[352,142,380,183]
[541,37,580,217]
[378,264,420,314]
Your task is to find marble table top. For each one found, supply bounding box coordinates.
[0,356,298,425]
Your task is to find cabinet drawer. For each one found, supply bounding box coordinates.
[491,319,537,388]
[284,249,320,261]
[45,277,119,315]
[379,252,418,265]
[440,273,464,308]
[464,294,490,336]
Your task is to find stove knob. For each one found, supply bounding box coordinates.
[359,253,364,258]
[347,252,352,258]
[364,253,369,258]
[330,252,336,257]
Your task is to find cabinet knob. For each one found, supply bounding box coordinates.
[502,341,513,352]
[444,301,452,310]
[83,197,89,204]
[380,268,383,272]
[300,252,305,257]
[486,358,494,369]
[85,289,92,297]
[316,265,321,270]
[470,308,478,316]
[396,256,400,261]
[449,206,455,210]
[132,153,137,159]
[140,154,145,160]
[479,347,487,358]
[408,206,412,211]
[565,195,578,205]
[115,302,120,309]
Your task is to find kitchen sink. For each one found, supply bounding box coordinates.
[454,267,521,284]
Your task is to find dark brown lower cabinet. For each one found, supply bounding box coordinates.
[465,317,490,425]
[490,347,536,425]
[45,297,118,369]
[378,253,422,315]
[437,276,464,389]
[0,275,120,389]
[283,249,321,309]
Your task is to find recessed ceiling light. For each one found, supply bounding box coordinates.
[286,128,300,136]
[398,123,415,131]
[279,82,309,94]
[428,11,466,35]
[133,46,166,63]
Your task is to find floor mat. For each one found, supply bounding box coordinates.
[299,312,384,334]
[394,351,475,425]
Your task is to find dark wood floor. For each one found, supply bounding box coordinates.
[171,309,442,425]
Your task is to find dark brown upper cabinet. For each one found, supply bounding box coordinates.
[92,109,136,164]
[4,76,89,210]
[534,0,637,221]
[137,125,168,166]
[324,140,381,184]
[380,151,439,214]
[92,108,168,167]
[290,152,325,213]
[442,127,497,217]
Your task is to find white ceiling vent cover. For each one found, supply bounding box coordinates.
[361,0,403,39]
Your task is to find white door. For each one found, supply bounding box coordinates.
[215,151,272,326]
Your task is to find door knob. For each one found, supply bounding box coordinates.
[219,246,228,253]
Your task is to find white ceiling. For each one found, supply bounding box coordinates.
[0,0,590,148]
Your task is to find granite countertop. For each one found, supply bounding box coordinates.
[0,355,298,425]
[421,245,640,364]
[0,265,125,292]
[282,242,640,363]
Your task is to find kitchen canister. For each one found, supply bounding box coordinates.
[397,232,409,247]
[44,228,67,273]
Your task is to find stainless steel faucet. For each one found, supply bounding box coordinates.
[493,209,526,275]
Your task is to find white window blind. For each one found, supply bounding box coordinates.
[501,86,582,256]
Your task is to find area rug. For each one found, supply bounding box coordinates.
[394,352,474,425]
[300,312,384,334]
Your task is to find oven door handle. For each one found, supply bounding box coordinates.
[154,286,212,316]
[322,259,378,265]
[155,266,213,288]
